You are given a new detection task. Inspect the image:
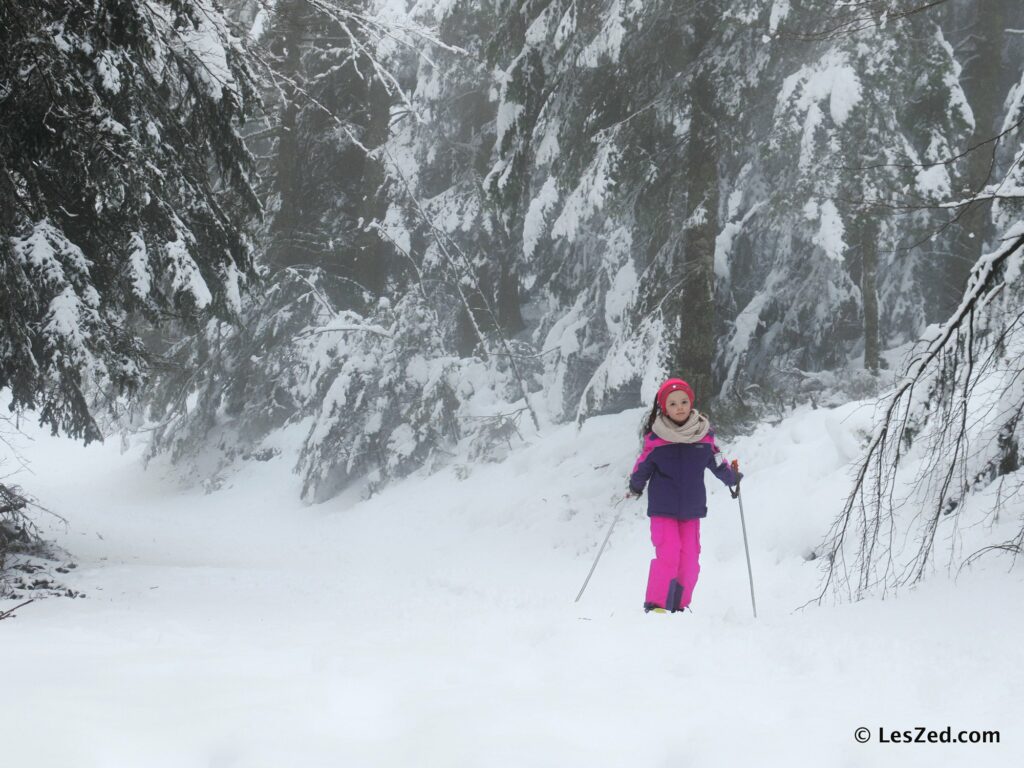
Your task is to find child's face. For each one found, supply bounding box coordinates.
[664,391,692,423]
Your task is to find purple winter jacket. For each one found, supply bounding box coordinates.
[629,430,738,520]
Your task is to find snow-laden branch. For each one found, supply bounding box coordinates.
[239,0,469,146]
[816,222,1024,602]
[294,315,393,339]
[780,0,953,41]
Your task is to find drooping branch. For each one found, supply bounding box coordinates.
[0,599,34,622]
[816,229,1024,602]
[779,0,953,42]
[383,159,543,432]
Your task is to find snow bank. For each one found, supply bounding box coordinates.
[3,400,1022,766]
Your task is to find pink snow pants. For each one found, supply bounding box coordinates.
[645,517,701,611]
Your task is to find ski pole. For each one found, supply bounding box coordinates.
[730,459,758,618]
[575,496,627,603]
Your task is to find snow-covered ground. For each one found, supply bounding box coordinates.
[3,402,1023,767]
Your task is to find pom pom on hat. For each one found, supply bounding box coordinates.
[656,378,695,412]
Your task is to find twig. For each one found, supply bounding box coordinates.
[0,598,35,621]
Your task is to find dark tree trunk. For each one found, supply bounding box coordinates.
[496,257,525,335]
[861,216,880,372]
[672,8,719,402]
[939,0,1010,318]
[266,0,305,272]
[351,77,393,296]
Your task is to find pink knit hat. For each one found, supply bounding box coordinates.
[656,378,695,412]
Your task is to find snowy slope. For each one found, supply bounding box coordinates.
[3,403,1023,767]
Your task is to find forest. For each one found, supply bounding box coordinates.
[4,2,1024,763]
[3,0,1024,599]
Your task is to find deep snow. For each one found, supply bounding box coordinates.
[3,402,1023,767]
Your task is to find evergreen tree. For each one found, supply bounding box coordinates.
[488,0,771,418]
[293,0,545,500]
[139,0,1020,507]
[0,0,260,442]
[716,0,974,399]
[936,0,1024,316]
[816,3,1024,598]
[143,0,399,471]
[260,0,393,291]
[143,1,542,499]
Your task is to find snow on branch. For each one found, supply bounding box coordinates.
[817,223,1024,602]
[778,1,953,41]
[294,314,393,339]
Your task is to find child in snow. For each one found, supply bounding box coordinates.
[627,378,742,613]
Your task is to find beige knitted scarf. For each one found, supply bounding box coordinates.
[651,410,711,444]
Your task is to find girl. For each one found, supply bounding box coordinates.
[627,378,741,613]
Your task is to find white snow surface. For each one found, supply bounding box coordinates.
[915,163,952,200]
[769,0,791,35]
[175,0,236,101]
[551,144,616,242]
[95,50,122,94]
[578,0,625,68]
[165,232,213,309]
[4,402,1023,766]
[128,232,151,300]
[812,199,846,261]
[803,199,846,261]
[522,177,560,258]
[779,51,862,127]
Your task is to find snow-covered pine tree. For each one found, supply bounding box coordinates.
[142,0,401,474]
[381,0,525,357]
[480,0,625,422]
[259,0,393,288]
[136,0,1017,508]
[295,0,547,501]
[716,0,974,402]
[819,47,1024,599]
[935,0,1024,315]
[143,1,542,499]
[487,0,770,421]
[0,0,259,443]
